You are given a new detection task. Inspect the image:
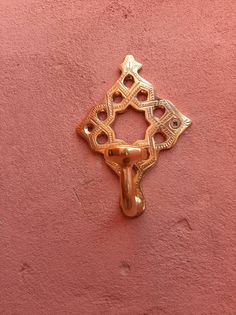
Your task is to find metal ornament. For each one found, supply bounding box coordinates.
[77,55,191,218]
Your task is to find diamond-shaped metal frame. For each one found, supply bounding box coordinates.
[77,55,191,217]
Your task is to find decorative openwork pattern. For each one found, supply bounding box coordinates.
[77,55,191,217]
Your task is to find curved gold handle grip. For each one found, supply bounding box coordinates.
[104,146,148,217]
[120,166,144,217]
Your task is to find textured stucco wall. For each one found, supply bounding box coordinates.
[0,1,235,314]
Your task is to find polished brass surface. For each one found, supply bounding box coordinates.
[77,55,191,218]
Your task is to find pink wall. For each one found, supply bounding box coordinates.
[0,1,235,314]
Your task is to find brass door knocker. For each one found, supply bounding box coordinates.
[77,55,191,218]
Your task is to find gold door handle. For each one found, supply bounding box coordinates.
[77,55,191,218]
[104,145,149,217]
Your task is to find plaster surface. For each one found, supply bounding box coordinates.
[0,1,235,314]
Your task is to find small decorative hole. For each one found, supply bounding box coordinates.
[154,132,166,144]
[113,91,123,103]
[97,110,107,121]
[123,75,134,88]
[137,90,148,101]
[97,133,108,144]
[84,123,94,134]
[170,118,181,129]
[154,106,165,119]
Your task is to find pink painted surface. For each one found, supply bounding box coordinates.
[0,1,235,314]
